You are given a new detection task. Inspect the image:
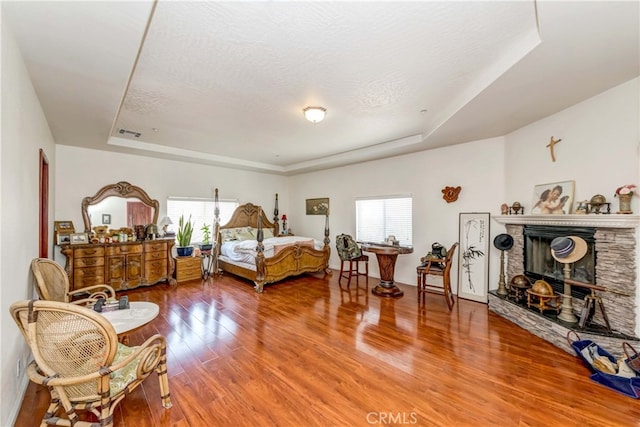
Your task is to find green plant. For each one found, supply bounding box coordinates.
[176,214,194,247]
[201,223,211,244]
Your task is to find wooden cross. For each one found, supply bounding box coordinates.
[546,136,562,162]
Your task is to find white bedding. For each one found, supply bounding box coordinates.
[220,235,323,264]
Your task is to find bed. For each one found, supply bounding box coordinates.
[213,191,331,292]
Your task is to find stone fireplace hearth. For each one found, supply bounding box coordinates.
[491,215,640,358]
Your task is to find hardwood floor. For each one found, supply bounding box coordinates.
[15,271,640,426]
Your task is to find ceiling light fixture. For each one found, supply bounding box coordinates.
[303,106,326,123]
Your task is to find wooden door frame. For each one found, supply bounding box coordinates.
[39,149,49,258]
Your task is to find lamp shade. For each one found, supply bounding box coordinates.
[281,214,287,220]
[159,216,173,226]
[303,106,326,123]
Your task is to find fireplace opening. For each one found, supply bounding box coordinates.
[524,225,596,300]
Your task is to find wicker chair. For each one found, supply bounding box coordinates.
[31,258,116,305]
[9,299,172,427]
[417,243,458,310]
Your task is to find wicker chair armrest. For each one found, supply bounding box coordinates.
[26,360,106,387]
[68,284,116,301]
[109,334,166,374]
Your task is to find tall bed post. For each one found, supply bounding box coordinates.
[323,212,332,274]
[213,188,220,275]
[254,209,266,292]
[273,193,280,236]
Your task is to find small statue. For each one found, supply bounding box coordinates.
[510,201,523,215]
[501,203,509,215]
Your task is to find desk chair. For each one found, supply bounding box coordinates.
[336,234,369,287]
[31,258,116,305]
[417,243,458,310]
[9,299,171,427]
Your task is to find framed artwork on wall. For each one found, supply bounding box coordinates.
[531,180,575,214]
[306,198,329,215]
[458,212,490,303]
[102,214,111,225]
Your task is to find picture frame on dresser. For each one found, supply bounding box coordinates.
[458,212,490,303]
[56,234,71,245]
[69,233,89,245]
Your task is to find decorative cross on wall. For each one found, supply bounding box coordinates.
[546,136,562,162]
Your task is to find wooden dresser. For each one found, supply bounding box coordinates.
[175,256,202,283]
[61,239,176,291]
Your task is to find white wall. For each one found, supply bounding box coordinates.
[54,145,289,260]
[505,78,640,208]
[289,137,506,290]
[0,16,57,426]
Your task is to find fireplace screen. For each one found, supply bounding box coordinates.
[524,225,596,299]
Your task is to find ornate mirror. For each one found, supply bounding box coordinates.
[82,181,159,232]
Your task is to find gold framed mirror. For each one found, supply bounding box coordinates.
[81,181,159,232]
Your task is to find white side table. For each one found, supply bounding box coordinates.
[99,301,159,337]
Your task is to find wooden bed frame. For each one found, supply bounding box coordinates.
[213,190,331,292]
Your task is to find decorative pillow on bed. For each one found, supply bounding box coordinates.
[273,240,314,256]
[220,229,239,241]
[263,228,275,239]
[236,227,257,241]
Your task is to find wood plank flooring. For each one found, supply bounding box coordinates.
[14,271,640,426]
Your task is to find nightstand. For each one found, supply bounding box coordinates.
[175,256,201,283]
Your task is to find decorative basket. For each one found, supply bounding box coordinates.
[623,342,640,375]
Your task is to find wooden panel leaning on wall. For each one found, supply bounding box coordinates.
[61,238,176,291]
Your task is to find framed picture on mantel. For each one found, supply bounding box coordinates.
[531,180,575,215]
[458,212,490,303]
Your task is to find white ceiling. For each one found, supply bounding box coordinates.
[3,1,638,175]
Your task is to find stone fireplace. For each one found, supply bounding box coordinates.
[490,215,640,357]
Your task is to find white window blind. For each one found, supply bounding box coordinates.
[356,195,412,246]
[167,197,238,244]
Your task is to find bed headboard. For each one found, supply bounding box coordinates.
[220,203,277,232]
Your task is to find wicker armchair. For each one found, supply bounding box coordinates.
[9,299,171,427]
[31,258,116,305]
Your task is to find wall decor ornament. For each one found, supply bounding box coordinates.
[546,136,562,162]
[442,186,461,203]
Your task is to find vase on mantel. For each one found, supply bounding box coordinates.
[617,193,633,214]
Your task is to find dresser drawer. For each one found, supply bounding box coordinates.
[145,260,168,282]
[144,241,167,252]
[175,256,201,282]
[145,250,166,261]
[74,256,105,268]
[106,243,143,256]
[74,247,105,258]
[74,267,105,287]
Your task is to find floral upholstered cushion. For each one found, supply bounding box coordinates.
[109,343,141,396]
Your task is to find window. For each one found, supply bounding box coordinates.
[167,197,238,243]
[356,195,412,246]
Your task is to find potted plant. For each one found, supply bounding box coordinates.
[200,223,213,251]
[176,214,194,257]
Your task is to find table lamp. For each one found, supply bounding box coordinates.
[550,236,587,323]
[159,216,173,237]
[281,214,287,234]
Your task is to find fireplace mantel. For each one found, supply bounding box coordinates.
[493,214,640,228]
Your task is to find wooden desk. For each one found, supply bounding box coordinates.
[360,243,413,297]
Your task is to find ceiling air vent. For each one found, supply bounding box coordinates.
[118,129,142,138]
